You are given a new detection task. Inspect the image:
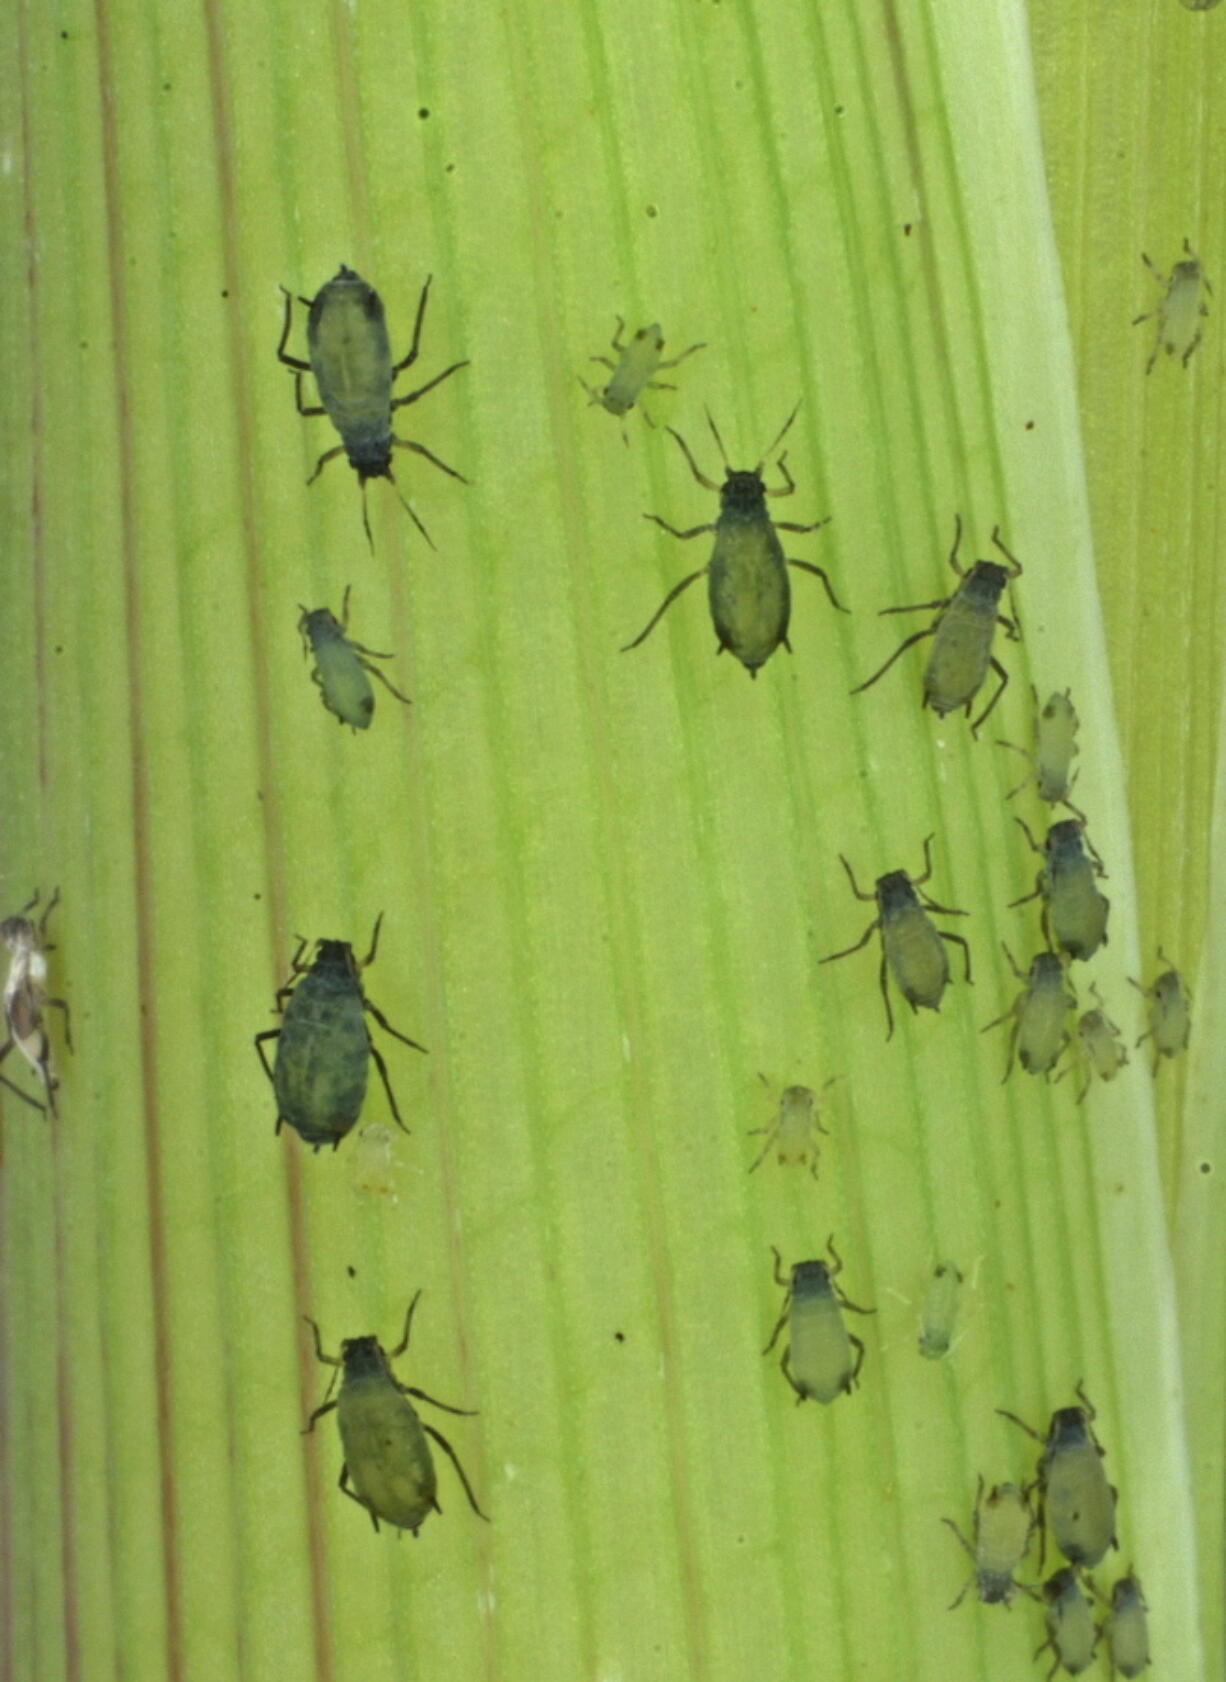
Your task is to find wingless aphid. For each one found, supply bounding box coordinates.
[763,1239,873,1405]
[1057,982,1129,1102]
[1105,1573,1151,1679]
[917,1260,964,1360]
[298,586,411,731]
[1010,817,1110,962]
[850,515,1022,734]
[1133,239,1212,373]
[0,887,71,1116]
[621,406,848,677]
[819,834,971,1039]
[747,1078,834,1178]
[304,1292,486,1535]
[997,1384,1117,1569]
[254,914,425,1151]
[276,266,468,548]
[1131,948,1191,1073]
[998,687,1086,822]
[981,944,1076,1082]
[1036,1569,1097,1678]
[942,1475,1036,1607]
[580,317,705,438]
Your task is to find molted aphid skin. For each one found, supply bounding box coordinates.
[981,945,1076,1082]
[1131,948,1191,1073]
[276,266,468,548]
[763,1239,873,1405]
[850,516,1022,735]
[298,586,411,731]
[819,834,971,1039]
[998,688,1086,820]
[942,1476,1035,1606]
[1105,1573,1151,1678]
[253,914,426,1151]
[1010,817,1110,962]
[580,318,705,436]
[304,1293,486,1536]
[997,1384,1117,1569]
[1036,1569,1097,1678]
[0,888,71,1116]
[621,406,848,677]
[917,1261,963,1360]
[1059,983,1129,1102]
[1133,239,1212,372]
[747,1079,834,1178]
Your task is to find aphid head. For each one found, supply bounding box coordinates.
[1042,1567,1079,1606]
[1045,817,1085,859]
[0,917,37,956]
[719,468,769,516]
[298,606,342,646]
[340,1334,392,1380]
[1029,951,1066,989]
[876,870,920,915]
[1112,1573,1145,1612]
[312,939,360,979]
[1042,690,1077,726]
[961,560,1011,605]
[1048,1405,1090,1448]
[791,1259,833,1298]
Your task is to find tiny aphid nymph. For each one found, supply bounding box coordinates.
[850,515,1022,735]
[997,687,1086,821]
[580,317,705,438]
[276,265,468,548]
[254,914,426,1152]
[621,406,848,677]
[917,1260,964,1360]
[1036,1569,1097,1678]
[763,1238,873,1405]
[1105,1573,1151,1678]
[0,887,72,1117]
[298,586,412,731]
[1132,239,1212,373]
[942,1475,1036,1607]
[1057,982,1129,1102]
[981,944,1076,1082]
[1131,947,1191,1073]
[1009,817,1110,962]
[747,1078,835,1178]
[820,834,971,1039]
[997,1383,1117,1570]
[304,1293,486,1536]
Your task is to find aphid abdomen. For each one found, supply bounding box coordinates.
[1049,858,1109,961]
[308,276,395,473]
[339,1377,437,1533]
[1046,1432,1115,1568]
[707,519,790,672]
[274,974,370,1148]
[789,1278,853,1404]
[884,904,949,1011]
[1018,980,1073,1074]
[924,590,996,714]
[313,631,375,728]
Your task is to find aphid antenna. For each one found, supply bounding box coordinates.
[751,400,803,477]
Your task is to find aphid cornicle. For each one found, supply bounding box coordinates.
[620,406,848,677]
[1130,947,1191,1073]
[298,586,411,731]
[1057,982,1129,1101]
[304,1293,486,1536]
[1036,1568,1097,1678]
[580,318,705,438]
[746,1078,834,1178]
[981,944,1076,1082]
[1105,1572,1151,1678]
[997,688,1086,822]
[819,834,972,1039]
[917,1260,964,1360]
[253,914,426,1151]
[1010,817,1110,962]
[1132,239,1212,373]
[276,265,468,548]
[942,1475,1036,1607]
[0,888,72,1116]
[997,1383,1117,1570]
[763,1239,874,1405]
[850,515,1022,735]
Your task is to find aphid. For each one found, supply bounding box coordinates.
[942,1475,1036,1607]
[1105,1572,1151,1678]
[1057,982,1129,1101]
[1009,817,1110,962]
[747,1078,834,1177]
[253,914,425,1152]
[0,888,72,1116]
[763,1238,873,1405]
[1035,1569,1097,1678]
[997,1383,1117,1569]
[1178,0,1222,9]
[580,318,705,438]
[304,1292,486,1535]
[850,515,1022,735]
[1130,948,1192,1073]
[981,944,1076,1082]
[917,1260,964,1360]
[620,406,848,678]
[1132,239,1212,373]
[276,266,467,548]
[298,586,411,731]
[819,834,972,1039]
[997,687,1086,821]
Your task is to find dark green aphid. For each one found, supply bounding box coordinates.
[0,887,72,1117]
[1009,816,1110,962]
[997,687,1086,821]
[254,914,425,1151]
[819,834,971,1039]
[1130,947,1191,1073]
[851,516,1022,734]
[997,1383,1117,1570]
[763,1238,873,1405]
[981,944,1076,1081]
[621,406,848,677]
[580,318,705,439]
[304,1293,486,1536]
[1035,1568,1097,1678]
[298,586,411,731]
[1133,239,1212,372]
[942,1475,1036,1607]
[276,266,468,548]
[1105,1572,1151,1678]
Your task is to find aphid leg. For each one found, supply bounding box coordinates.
[402,1382,478,1419]
[780,1346,807,1404]
[387,1291,423,1357]
[787,557,850,614]
[838,853,877,903]
[764,451,797,500]
[391,274,433,375]
[939,930,973,983]
[339,1463,382,1531]
[776,514,831,535]
[0,1059,46,1113]
[644,514,718,541]
[946,513,966,577]
[849,624,937,696]
[1007,873,1044,912]
[253,1028,280,1084]
[878,945,896,1040]
[421,1422,489,1520]
[304,1315,343,1368]
[46,996,72,1052]
[367,1040,410,1137]
[981,1009,1020,1083]
[667,425,724,493]
[746,1125,779,1175]
[653,339,706,372]
[292,371,326,418]
[608,316,626,355]
[877,599,950,617]
[969,659,1010,736]
[275,288,312,372]
[620,565,709,652]
[363,998,428,1056]
[358,661,412,706]
[587,356,616,372]
[818,915,880,966]
[847,1333,866,1386]
[390,359,470,414]
[1181,329,1203,369]
[995,1406,1046,1445]
[390,434,468,483]
[749,403,801,478]
[306,443,348,484]
[989,528,1025,580]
